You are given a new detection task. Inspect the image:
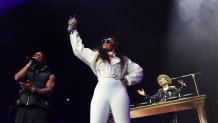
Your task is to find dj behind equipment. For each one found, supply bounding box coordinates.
[135,73,201,107]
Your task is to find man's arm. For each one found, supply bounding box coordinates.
[31,74,55,95]
[14,61,32,81]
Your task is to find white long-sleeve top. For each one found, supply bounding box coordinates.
[69,30,143,86]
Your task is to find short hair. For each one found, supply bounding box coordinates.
[157,74,172,86]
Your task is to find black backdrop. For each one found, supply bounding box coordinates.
[0,0,217,123]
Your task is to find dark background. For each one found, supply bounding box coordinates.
[0,0,218,123]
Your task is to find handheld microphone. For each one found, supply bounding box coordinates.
[26,56,38,62]
[67,14,77,33]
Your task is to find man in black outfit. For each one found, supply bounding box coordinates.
[14,51,55,123]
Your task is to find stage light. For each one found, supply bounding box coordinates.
[66,98,70,102]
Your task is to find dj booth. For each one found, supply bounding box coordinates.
[130,95,207,123]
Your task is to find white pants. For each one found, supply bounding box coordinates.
[90,78,130,123]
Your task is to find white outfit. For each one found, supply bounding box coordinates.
[70,30,143,123]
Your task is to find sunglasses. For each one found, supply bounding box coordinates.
[102,39,113,44]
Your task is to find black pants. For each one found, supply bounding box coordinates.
[15,106,47,123]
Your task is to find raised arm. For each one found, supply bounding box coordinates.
[68,17,98,67]
[14,60,32,81]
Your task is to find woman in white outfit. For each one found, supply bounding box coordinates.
[68,17,143,123]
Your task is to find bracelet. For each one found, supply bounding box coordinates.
[25,65,30,68]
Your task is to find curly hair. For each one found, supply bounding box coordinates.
[157,74,172,86]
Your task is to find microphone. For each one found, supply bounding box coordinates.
[67,14,77,33]
[26,56,38,62]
